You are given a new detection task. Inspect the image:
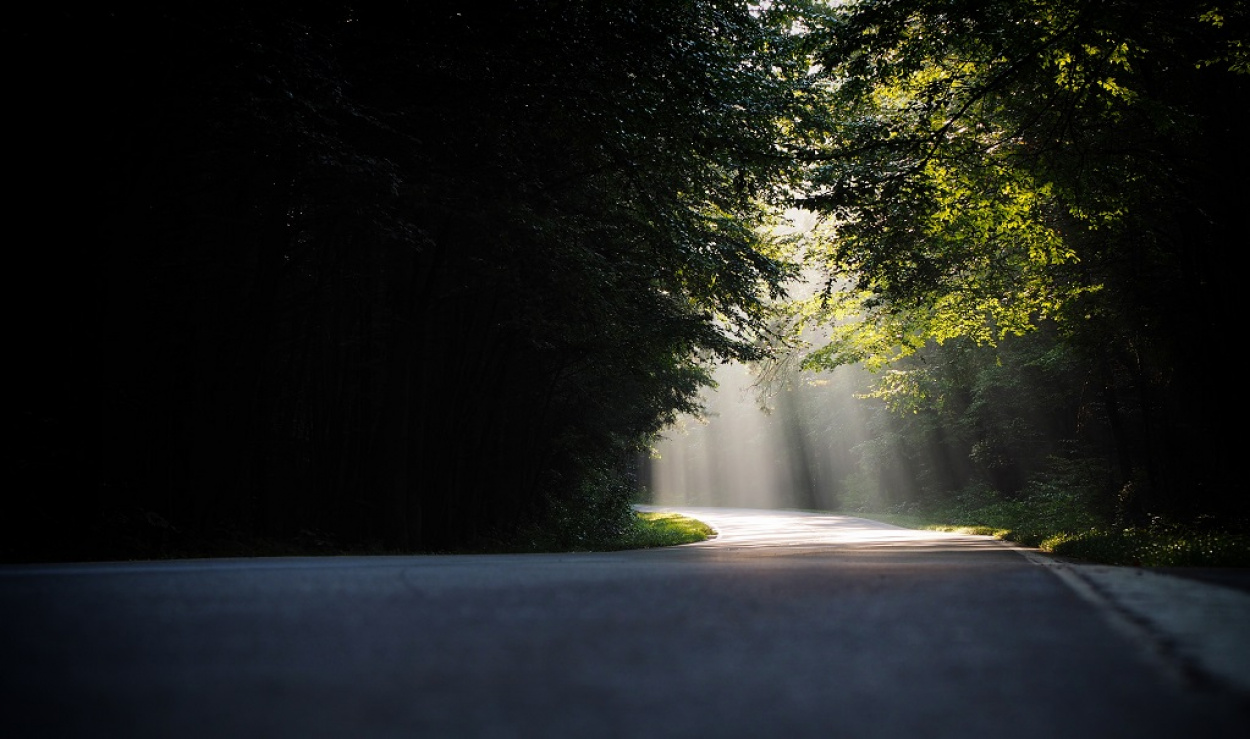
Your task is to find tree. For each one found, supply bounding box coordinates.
[8,2,826,560]
[789,0,1249,524]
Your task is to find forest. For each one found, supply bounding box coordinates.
[9,1,1248,561]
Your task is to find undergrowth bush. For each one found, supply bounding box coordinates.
[929,481,1102,547]
[862,457,1250,566]
[1043,527,1250,567]
[516,467,637,552]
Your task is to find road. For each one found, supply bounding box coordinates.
[2,507,1247,738]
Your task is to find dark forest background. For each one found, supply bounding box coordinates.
[9,1,1248,562]
[11,2,802,560]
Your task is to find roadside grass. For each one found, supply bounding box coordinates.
[616,511,715,549]
[853,506,1250,568]
[1040,527,1250,567]
[481,510,715,554]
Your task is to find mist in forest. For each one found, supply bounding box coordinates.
[645,361,879,511]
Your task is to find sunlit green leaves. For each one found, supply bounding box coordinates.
[1196,2,1250,73]
[782,0,1227,377]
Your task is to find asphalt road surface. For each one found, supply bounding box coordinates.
[3,507,1247,738]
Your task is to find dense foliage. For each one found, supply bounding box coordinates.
[779,0,1249,532]
[11,2,814,560]
[11,1,1246,561]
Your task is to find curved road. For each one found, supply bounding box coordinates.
[2,507,1247,738]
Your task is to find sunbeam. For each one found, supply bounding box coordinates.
[646,361,878,511]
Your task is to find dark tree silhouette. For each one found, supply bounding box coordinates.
[9,2,815,560]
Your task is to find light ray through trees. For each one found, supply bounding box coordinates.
[646,361,880,512]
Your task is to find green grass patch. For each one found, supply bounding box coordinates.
[845,510,1016,542]
[606,511,715,550]
[485,510,715,554]
[1042,528,1250,567]
[845,493,1249,567]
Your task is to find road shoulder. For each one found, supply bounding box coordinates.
[1010,546,1250,701]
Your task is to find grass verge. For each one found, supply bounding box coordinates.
[614,511,715,550]
[1039,527,1250,567]
[471,510,715,554]
[850,509,1250,567]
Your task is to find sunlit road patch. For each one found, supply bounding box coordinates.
[637,505,1006,551]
